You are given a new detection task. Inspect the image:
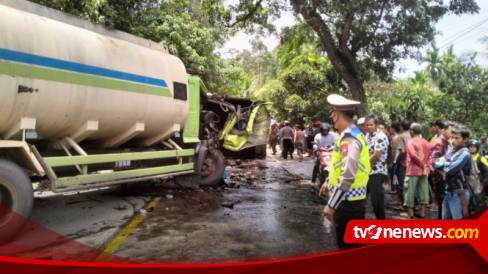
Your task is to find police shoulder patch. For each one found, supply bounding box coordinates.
[341,140,349,155]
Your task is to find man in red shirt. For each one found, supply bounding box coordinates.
[403,123,431,218]
[428,121,455,219]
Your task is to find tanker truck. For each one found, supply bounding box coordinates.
[0,0,270,240]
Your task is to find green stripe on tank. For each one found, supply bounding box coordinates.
[0,60,172,97]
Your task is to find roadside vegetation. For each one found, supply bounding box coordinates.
[29,0,487,137]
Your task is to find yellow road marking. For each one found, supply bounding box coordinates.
[94,197,161,262]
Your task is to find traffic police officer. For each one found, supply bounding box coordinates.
[319,94,371,248]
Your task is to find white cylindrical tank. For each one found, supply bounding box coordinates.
[0,1,190,147]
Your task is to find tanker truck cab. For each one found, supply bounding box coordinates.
[201,96,271,158]
[0,0,229,241]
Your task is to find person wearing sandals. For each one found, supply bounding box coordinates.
[401,123,431,219]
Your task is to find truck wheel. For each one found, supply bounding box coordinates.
[199,149,225,187]
[0,159,34,241]
[255,144,267,158]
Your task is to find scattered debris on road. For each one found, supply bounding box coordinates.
[221,200,241,209]
[113,204,128,210]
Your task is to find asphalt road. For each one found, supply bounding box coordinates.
[11,147,437,262]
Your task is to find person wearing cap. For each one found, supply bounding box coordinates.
[319,94,371,249]
[357,117,367,135]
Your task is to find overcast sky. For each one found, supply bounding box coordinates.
[217,1,488,78]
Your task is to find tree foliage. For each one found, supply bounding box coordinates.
[287,0,479,116]
[367,48,488,138]
[433,54,488,135]
[256,22,342,125]
[278,48,336,124]
[28,0,488,137]
[234,39,279,98]
[28,0,248,96]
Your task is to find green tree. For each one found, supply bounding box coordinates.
[286,0,479,116]
[276,20,321,69]
[28,0,101,20]
[432,52,488,135]
[366,72,435,126]
[260,80,286,121]
[364,80,397,124]
[279,49,335,124]
[367,48,488,138]
[28,0,249,96]
[219,0,284,35]
[97,0,160,33]
[398,72,434,123]
[263,33,342,124]
[422,45,443,82]
[235,39,279,98]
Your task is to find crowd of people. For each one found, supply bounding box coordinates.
[375,118,488,220]
[268,116,488,221]
[268,120,339,161]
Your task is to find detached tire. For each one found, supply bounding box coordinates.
[254,145,267,159]
[199,149,225,187]
[0,159,34,241]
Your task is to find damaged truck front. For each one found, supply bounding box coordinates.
[0,0,270,241]
[202,95,271,158]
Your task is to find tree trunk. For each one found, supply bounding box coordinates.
[290,0,368,117]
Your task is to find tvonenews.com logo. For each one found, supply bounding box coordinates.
[353,225,479,240]
[343,212,487,261]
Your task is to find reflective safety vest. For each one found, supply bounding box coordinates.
[328,126,370,201]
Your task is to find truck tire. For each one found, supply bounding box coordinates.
[0,159,34,241]
[255,144,267,158]
[199,149,225,187]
